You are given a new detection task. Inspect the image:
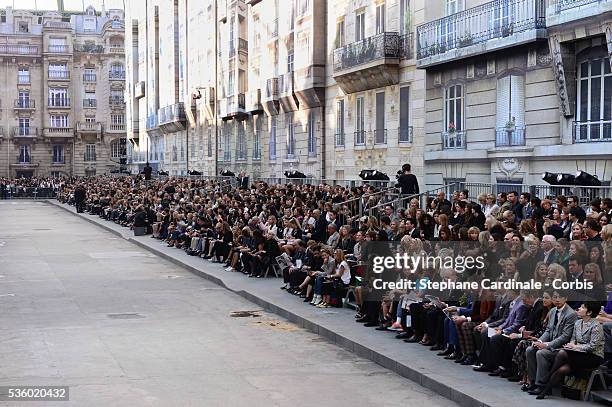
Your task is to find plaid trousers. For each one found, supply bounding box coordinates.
[458,320,478,355]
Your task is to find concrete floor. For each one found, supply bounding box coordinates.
[0,201,457,407]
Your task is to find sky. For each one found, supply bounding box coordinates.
[0,0,124,11]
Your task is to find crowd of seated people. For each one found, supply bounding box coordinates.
[0,177,62,199]
[55,174,612,401]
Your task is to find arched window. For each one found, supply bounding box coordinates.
[576,54,612,142]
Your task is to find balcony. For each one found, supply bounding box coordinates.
[18,74,30,84]
[374,129,388,145]
[417,0,547,68]
[11,127,38,138]
[47,45,70,54]
[399,126,414,144]
[335,131,345,147]
[158,103,187,133]
[574,120,612,143]
[294,65,325,108]
[48,98,70,108]
[76,121,102,135]
[263,77,280,116]
[354,130,366,146]
[442,131,467,149]
[496,126,526,146]
[74,43,104,53]
[225,93,246,119]
[547,0,612,27]
[109,96,125,106]
[48,70,70,80]
[246,89,263,113]
[109,71,126,80]
[400,33,414,60]
[108,123,126,132]
[332,32,401,94]
[14,99,35,110]
[44,127,73,139]
[83,73,97,82]
[109,46,125,54]
[278,72,299,112]
[238,38,248,55]
[0,44,39,56]
[83,99,97,108]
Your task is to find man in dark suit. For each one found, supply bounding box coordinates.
[143,162,152,181]
[237,172,249,190]
[405,217,420,239]
[525,289,577,395]
[74,184,86,213]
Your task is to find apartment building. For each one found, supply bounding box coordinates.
[0,5,126,178]
[418,0,612,189]
[126,0,425,181]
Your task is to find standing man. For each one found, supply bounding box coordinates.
[143,162,153,181]
[396,164,419,208]
[74,183,86,214]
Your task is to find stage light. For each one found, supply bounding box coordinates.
[541,172,558,185]
[575,170,601,186]
[556,173,576,186]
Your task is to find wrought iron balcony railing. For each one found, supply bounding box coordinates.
[574,120,612,143]
[14,99,35,109]
[442,131,467,149]
[496,126,526,146]
[417,0,546,59]
[374,128,388,144]
[83,99,97,108]
[333,32,401,73]
[400,33,414,60]
[354,130,366,146]
[335,131,345,147]
[399,126,414,144]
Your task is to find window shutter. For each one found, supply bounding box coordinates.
[496,76,510,128]
[510,75,525,127]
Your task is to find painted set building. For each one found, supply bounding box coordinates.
[125,0,612,188]
[0,5,126,178]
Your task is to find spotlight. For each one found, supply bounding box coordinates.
[284,170,306,178]
[575,170,601,186]
[221,170,235,177]
[541,172,558,185]
[556,173,576,186]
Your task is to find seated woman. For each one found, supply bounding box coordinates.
[535,302,605,399]
[316,249,351,309]
[303,249,334,306]
[224,227,253,273]
[280,218,303,255]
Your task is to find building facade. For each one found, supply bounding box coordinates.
[125,0,426,181]
[0,5,126,178]
[418,0,612,189]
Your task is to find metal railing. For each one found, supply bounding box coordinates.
[48,98,70,107]
[109,71,126,80]
[14,99,35,109]
[109,96,125,105]
[333,185,401,219]
[335,131,345,147]
[574,120,612,143]
[442,131,467,149]
[417,0,546,59]
[374,128,387,144]
[399,126,414,143]
[48,70,70,80]
[333,32,401,72]
[18,74,30,84]
[400,33,413,59]
[552,0,603,13]
[354,130,366,146]
[367,184,457,220]
[83,73,97,82]
[496,126,526,146]
[0,187,57,199]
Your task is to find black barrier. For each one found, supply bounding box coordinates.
[0,187,57,199]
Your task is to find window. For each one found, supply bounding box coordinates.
[269,116,277,160]
[19,145,30,163]
[355,96,365,145]
[496,75,525,145]
[85,116,96,123]
[355,11,365,42]
[83,17,96,32]
[335,20,345,49]
[49,38,67,52]
[52,145,64,163]
[375,91,386,144]
[50,114,69,128]
[84,91,96,108]
[111,141,123,159]
[49,88,69,107]
[287,52,294,73]
[376,3,386,34]
[18,91,30,108]
[207,125,213,157]
[576,56,612,142]
[445,84,464,132]
[442,0,464,46]
[85,144,96,161]
[298,0,310,16]
[336,99,345,146]
[83,68,96,82]
[400,0,411,35]
[228,72,235,96]
[18,68,30,84]
[49,64,68,79]
[18,21,29,33]
[286,113,295,158]
[19,118,30,135]
[399,86,412,143]
[236,123,247,161]
[253,117,261,160]
[307,111,316,156]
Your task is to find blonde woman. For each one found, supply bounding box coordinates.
[317,249,351,308]
[483,194,500,218]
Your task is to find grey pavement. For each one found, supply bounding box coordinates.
[0,201,457,407]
